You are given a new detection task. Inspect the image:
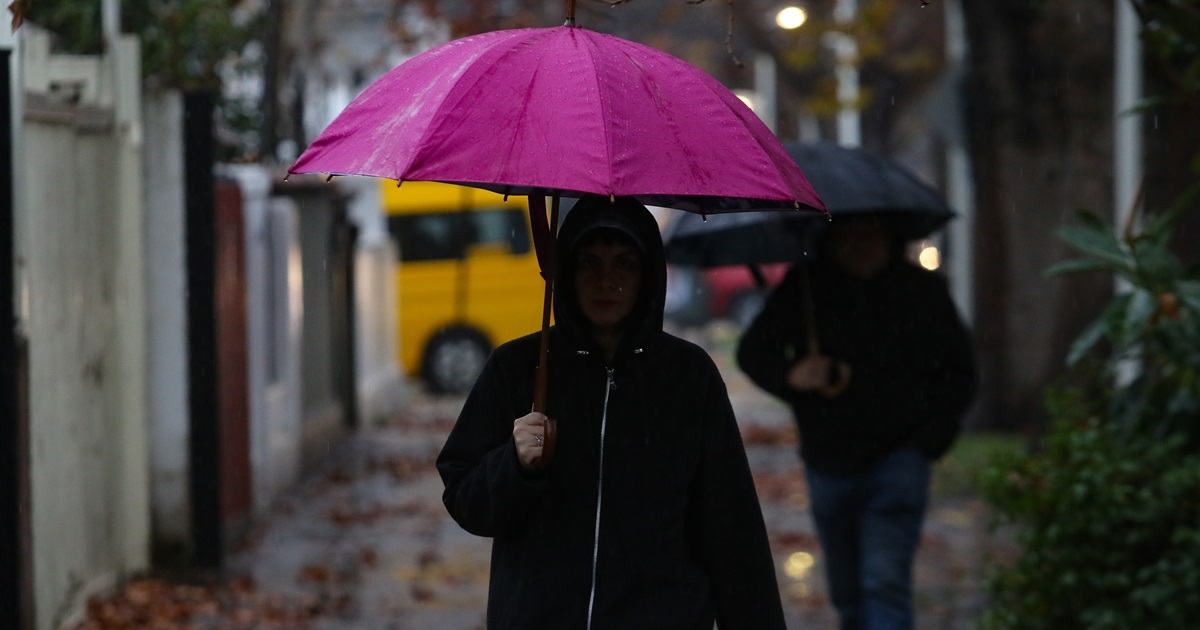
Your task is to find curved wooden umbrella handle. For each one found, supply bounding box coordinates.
[538,416,558,469]
[532,326,558,470]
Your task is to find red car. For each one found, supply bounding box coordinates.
[665,262,790,328]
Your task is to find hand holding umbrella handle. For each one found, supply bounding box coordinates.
[800,337,852,399]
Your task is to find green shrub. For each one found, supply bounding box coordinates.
[978,391,1200,629]
[977,198,1200,628]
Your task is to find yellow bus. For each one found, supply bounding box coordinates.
[382,180,547,393]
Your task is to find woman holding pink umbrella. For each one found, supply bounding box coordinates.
[437,195,786,629]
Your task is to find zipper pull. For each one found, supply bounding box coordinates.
[606,368,616,391]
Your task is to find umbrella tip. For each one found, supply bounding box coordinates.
[396,179,403,188]
[283,173,290,181]
[609,194,615,203]
[326,174,335,183]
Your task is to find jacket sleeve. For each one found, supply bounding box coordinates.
[436,350,547,538]
[690,369,787,630]
[736,269,803,401]
[913,278,979,460]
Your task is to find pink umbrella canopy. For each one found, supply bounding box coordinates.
[289,25,824,215]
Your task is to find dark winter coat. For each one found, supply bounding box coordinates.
[437,197,785,630]
[736,257,978,475]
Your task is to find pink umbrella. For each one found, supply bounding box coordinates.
[289,25,822,213]
[288,23,825,466]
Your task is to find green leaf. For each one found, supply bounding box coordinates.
[1102,291,1134,336]
[1055,225,1134,272]
[1115,288,1152,351]
[1067,315,1109,366]
[1123,95,1171,115]
[1045,258,1120,277]
[1131,243,1184,287]
[1066,294,1136,366]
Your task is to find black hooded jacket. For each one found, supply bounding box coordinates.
[437,197,785,629]
[736,243,978,475]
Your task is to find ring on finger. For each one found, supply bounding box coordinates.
[534,434,543,447]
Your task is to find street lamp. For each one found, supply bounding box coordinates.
[776,6,808,30]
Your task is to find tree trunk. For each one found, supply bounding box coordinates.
[961,2,1117,432]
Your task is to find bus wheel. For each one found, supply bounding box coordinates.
[422,327,491,395]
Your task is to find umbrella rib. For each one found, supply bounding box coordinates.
[494,46,552,194]
[627,48,710,202]
[691,73,806,207]
[579,30,615,197]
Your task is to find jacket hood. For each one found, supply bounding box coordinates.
[553,195,666,357]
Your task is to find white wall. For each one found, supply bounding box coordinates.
[17,31,150,630]
[354,237,408,425]
[143,90,190,554]
[345,177,408,425]
[263,197,305,502]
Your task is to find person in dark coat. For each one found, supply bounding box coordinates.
[736,215,978,630]
[437,195,786,630]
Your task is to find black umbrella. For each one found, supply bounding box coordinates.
[664,141,956,268]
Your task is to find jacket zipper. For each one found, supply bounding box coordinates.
[586,367,615,630]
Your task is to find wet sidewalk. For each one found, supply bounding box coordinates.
[75,332,1009,629]
[224,388,1000,628]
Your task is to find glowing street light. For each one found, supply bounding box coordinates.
[918,243,942,271]
[775,6,808,30]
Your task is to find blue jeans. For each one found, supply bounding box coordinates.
[804,448,930,630]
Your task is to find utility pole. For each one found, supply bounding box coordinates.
[942,0,974,326]
[1114,0,1142,243]
[829,0,860,147]
[1113,0,1142,386]
[102,0,119,48]
[754,53,778,134]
